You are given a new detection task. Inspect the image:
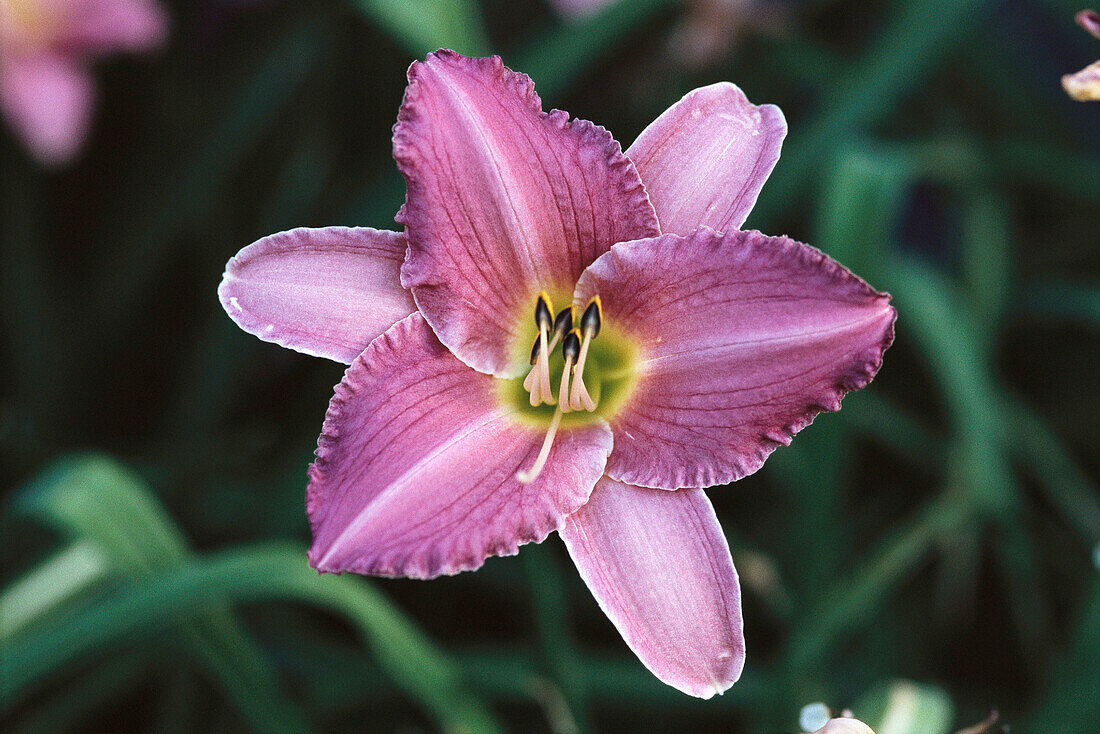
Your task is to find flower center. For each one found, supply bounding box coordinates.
[507,292,639,483]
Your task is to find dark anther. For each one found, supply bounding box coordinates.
[529,335,542,365]
[580,297,602,338]
[553,307,574,340]
[535,292,554,330]
[562,329,581,363]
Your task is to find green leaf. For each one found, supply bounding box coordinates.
[12,456,313,734]
[1004,399,1100,545]
[1,542,503,734]
[352,0,490,56]
[1028,577,1100,730]
[513,0,677,102]
[0,540,109,640]
[785,492,973,670]
[959,187,1012,332]
[753,0,986,228]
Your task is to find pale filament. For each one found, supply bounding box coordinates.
[558,355,574,414]
[523,326,556,406]
[538,328,554,404]
[569,333,596,412]
[516,408,563,484]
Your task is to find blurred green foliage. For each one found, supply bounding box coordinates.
[1,0,1097,732]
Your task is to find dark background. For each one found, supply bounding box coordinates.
[2,0,1098,732]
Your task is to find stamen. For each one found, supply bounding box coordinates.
[547,307,574,353]
[524,292,558,407]
[537,327,554,405]
[558,330,581,414]
[523,335,540,397]
[579,296,602,339]
[569,332,596,412]
[516,408,563,484]
[569,297,601,412]
[535,291,554,331]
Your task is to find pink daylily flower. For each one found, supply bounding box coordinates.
[219,51,896,698]
[0,0,167,164]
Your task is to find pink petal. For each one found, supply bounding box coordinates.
[574,228,895,489]
[625,83,786,235]
[395,50,659,377]
[218,227,417,364]
[0,52,93,165]
[307,313,613,578]
[58,0,168,52]
[560,477,744,698]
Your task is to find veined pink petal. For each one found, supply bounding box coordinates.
[218,227,416,364]
[560,477,744,698]
[395,50,659,377]
[307,313,613,578]
[575,228,895,489]
[626,82,786,235]
[0,52,92,165]
[58,0,168,52]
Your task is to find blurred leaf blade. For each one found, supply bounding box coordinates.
[11,455,313,734]
[352,0,491,56]
[1,541,503,734]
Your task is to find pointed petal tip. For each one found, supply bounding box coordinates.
[626,83,787,234]
[561,481,745,698]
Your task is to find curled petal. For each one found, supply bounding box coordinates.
[218,227,416,364]
[0,52,93,165]
[395,50,659,377]
[626,82,786,235]
[560,477,744,698]
[307,314,613,579]
[1077,9,1100,39]
[575,228,896,489]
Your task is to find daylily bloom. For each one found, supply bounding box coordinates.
[1063,9,1100,101]
[219,50,895,698]
[0,0,167,164]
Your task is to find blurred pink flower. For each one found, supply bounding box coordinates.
[1063,9,1100,101]
[0,0,167,164]
[548,0,619,19]
[219,51,895,697]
